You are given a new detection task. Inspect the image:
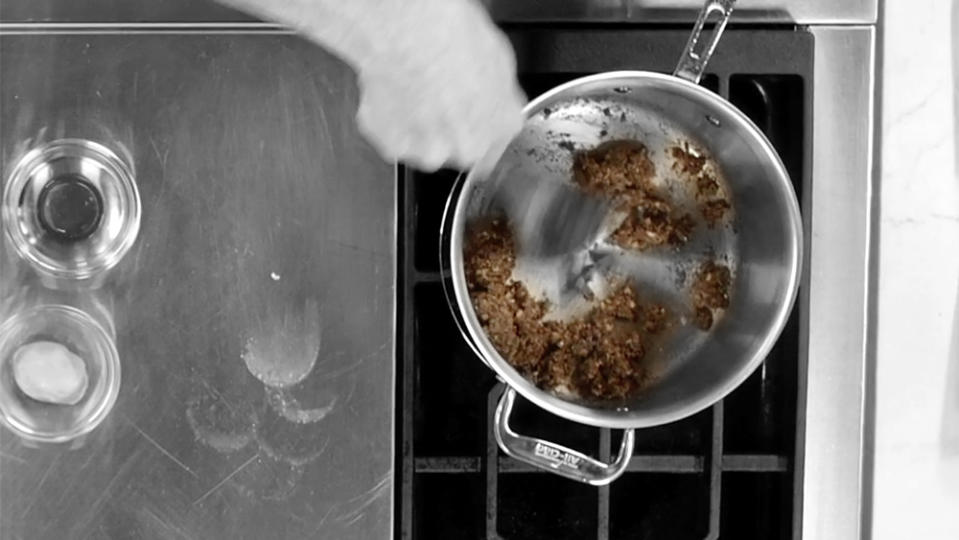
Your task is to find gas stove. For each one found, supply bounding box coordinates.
[399,28,809,539]
[395,13,878,539]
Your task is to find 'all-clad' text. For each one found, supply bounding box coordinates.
[534,442,582,467]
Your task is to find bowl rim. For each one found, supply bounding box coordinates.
[0,304,121,443]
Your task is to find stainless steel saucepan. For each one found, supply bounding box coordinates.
[441,0,802,485]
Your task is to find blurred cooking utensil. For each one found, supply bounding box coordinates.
[483,167,612,259]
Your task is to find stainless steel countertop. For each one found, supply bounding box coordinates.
[0,0,878,25]
[0,32,395,540]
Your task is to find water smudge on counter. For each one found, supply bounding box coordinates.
[242,298,320,388]
[266,387,336,424]
[186,393,255,454]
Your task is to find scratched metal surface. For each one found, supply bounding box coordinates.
[0,33,395,539]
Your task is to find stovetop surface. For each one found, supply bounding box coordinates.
[398,27,811,539]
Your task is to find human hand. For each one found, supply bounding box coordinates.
[215,0,526,171]
[352,0,526,171]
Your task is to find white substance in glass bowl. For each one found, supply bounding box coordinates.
[12,341,89,406]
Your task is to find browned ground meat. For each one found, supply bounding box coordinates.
[697,172,720,197]
[464,220,668,401]
[668,213,696,246]
[463,219,515,292]
[693,306,714,331]
[670,142,732,229]
[670,143,708,176]
[643,304,670,334]
[574,140,697,250]
[572,140,654,205]
[690,261,731,330]
[701,199,731,227]
[610,202,671,250]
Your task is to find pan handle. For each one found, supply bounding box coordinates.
[673,0,737,84]
[494,387,635,486]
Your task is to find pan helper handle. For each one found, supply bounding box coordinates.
[215,0,526,172]
[494,387,635,486]
[674,0,737,84]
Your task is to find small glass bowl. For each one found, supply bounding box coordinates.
[0,304,120,443]
[1,139,141,284]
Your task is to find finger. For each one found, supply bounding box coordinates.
[355,109,393,161]
[420,137,453,172]
[359,103,452,172]
[451,94,525,170]
[356,92,413,162]
[400,138,449,173]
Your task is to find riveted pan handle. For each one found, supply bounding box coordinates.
[494,387,635,486]
[674,0,737,84]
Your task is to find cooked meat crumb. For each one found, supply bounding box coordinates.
[702,199,731,227]
[668,213,696,246]
[464,219,515,292]
[696,173,720,197]
[610,205,666,250]
[671,144,707,176]
[670,141,732,228]
[465,220,668,401]
[574,140,697,250]
[573,140,654,205]
[693,306,714,331]
[690,261,731,330]
[643,304,670,334]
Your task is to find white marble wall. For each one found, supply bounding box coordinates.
[873,0,959,538]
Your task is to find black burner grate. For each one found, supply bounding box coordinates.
[398,28,812,540]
